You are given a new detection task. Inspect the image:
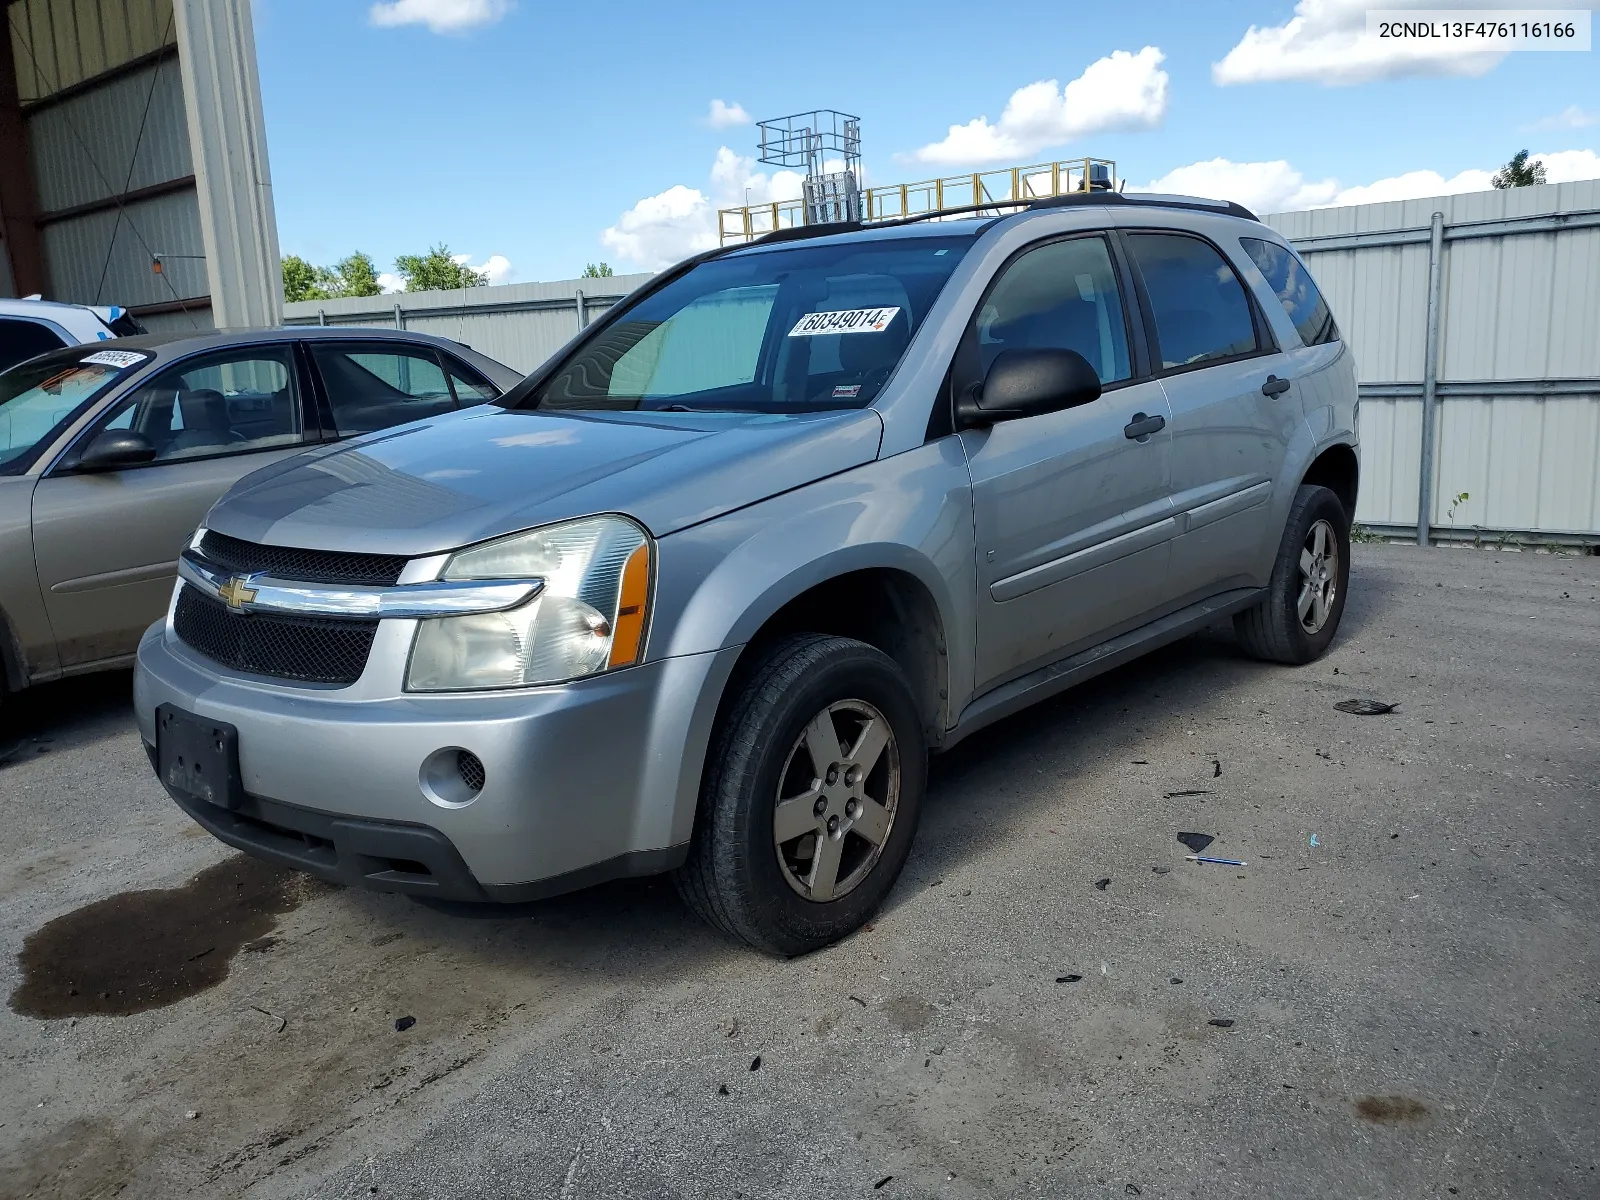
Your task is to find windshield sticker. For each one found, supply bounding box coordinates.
[787,307,901,337]
[79,349,150,369]
[832,384,862,398]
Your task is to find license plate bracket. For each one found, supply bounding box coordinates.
[156,704,243,809]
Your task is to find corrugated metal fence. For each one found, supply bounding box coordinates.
[1266,181,1600,545]
[284,275,654,376]
[286,182,1600,545]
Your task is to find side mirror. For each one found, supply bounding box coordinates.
[75,429,156,472]
[956,348,1102,428]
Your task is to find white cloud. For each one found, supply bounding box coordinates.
[1214,0,1510,86]
[377,272,405,294]
[905,47,1169,168]
[707,99,752,128]
[451,252,513,285]
[1535,148,1600,182]
[1137,146,1598,215]
[369,0,510,34]
[1137,159,1339,215]
[600,148,806,271]
[1525,105,1599,132]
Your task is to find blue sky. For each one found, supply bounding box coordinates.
[254,0,1598,285]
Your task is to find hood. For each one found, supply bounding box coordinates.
[206,405,884,555]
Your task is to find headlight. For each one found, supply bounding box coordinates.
[406,515,651,691]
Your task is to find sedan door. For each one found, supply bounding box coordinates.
[30,342,319,667]
[962,233,1175,691]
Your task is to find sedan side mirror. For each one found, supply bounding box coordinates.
[956,348,1102,428]
[75,429,157,472]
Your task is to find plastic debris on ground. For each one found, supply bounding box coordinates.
[1334,698,1397,715]
[1176,832,1215,853]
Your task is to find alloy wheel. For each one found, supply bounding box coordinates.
[1298,517,1339,634]
[772,699,900,902]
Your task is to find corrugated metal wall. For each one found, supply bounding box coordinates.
[7,0,174,101]
[10,0,208,318]
[27,61,190,210]
[283,275,655,374]
[1267,181,1600,541]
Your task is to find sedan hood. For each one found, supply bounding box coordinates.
[206,406,884,555]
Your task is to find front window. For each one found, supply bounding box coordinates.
[0,347,149,475]
[529,235,975,412]
[91,345,308,463]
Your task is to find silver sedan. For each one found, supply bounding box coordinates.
[0,327,522,716]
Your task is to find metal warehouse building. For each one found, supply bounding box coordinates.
[0,0,279,330]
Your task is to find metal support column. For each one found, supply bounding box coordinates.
[1416,211,1445,547]
[575,289,586,331]
[392,303,404,329]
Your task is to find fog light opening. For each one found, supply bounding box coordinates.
[420,747,486,809]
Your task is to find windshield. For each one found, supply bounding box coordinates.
[0,347,149,475]
[530,235,974,413]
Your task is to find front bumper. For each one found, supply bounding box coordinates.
[134,619,737,901]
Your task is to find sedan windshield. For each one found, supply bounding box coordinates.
[0,348,147,474]
[531,235,974,413]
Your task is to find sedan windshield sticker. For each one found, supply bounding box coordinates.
[787,306,901,337]
[79,349,150,369]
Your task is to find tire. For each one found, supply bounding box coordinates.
[674,634,927,957]
[1234,484,1351,665]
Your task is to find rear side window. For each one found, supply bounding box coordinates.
[1126,233,1261,370]
[0,317,68,375]
[1240,237,1339,347]
[310,344,458,435]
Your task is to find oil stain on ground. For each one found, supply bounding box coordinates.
[1354,1095,1430,1124]
[9,855,307,1019]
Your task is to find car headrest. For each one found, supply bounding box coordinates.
[178,388,230,432]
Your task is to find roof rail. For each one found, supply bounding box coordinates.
[731,192,1261,252]
[1027,191,1261,222]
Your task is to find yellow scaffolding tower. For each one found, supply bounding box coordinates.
[717,157,1117,245]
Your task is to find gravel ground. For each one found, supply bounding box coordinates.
[1,544,1596,1200]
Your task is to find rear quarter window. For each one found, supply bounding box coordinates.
[1240,237,1339,348]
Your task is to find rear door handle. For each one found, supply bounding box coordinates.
[1262,374,1292,397]
[1124,412,1166,442]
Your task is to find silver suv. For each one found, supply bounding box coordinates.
[134,193,1357,955]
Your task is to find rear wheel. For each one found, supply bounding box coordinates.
[1234,484,1351,664]
[674,634,926,956]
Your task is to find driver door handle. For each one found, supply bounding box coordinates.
[1123,412,1166,442]
[1262,374,1292,397]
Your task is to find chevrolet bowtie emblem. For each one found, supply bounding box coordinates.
[218,574,260,611]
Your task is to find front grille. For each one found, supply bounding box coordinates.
[174,587,377,685]
[199,530,407,587]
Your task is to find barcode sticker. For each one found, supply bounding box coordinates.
[80,349,149,369]
[787,307,901,337]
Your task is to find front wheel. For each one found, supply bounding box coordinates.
[674,634,927,956]
[1234,484,1351,664]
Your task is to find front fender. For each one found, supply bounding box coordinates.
[648,437,977,722]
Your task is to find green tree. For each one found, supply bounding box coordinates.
[393,244,488,292]
[332,251,382,297]
[581,262,614,278]
[1491,149,1547,189]
[282,254,333,302]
